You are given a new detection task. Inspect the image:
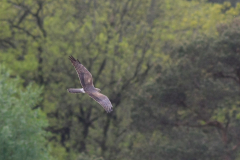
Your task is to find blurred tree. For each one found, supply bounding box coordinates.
[208,0,240,7]
[131,18,240,160]
[76,153,104,160]
[0,0,240,159]
[0,66,52,160]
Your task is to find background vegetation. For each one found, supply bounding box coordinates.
[1,0,240,159]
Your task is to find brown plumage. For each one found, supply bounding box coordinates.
[68,56,113,113]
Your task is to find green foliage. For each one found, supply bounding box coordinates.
[1,0,240,159]
[132,18,240,159]
[129,129,224,160]
[76,153,104,160]
[153,0,240,44]
[0,66,52,160]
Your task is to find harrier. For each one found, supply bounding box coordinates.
[67,56,113,113]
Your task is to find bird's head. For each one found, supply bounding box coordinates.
[96,88,101,92]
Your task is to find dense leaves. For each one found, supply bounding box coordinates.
[132,18,240,160]
[1,0,240,160]
[0,66,52,160]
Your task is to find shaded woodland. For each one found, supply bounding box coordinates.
[1,0,240,160]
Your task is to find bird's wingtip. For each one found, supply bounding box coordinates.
[68,55,75,61]
[106,107,113,113]
[77,59,81,64]
[68,55,81,64]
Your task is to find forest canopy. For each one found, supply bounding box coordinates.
[1,0,240,160]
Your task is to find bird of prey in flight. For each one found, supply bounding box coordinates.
[67,56,113,113]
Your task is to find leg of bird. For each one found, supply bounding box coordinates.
[67,88,85,93]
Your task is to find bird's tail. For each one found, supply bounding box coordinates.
[67,88,85,93]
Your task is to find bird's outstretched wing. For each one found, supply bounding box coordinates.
[69,56,94,90]
[88,92,113,113]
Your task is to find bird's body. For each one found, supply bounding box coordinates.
[67,56,113,113]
